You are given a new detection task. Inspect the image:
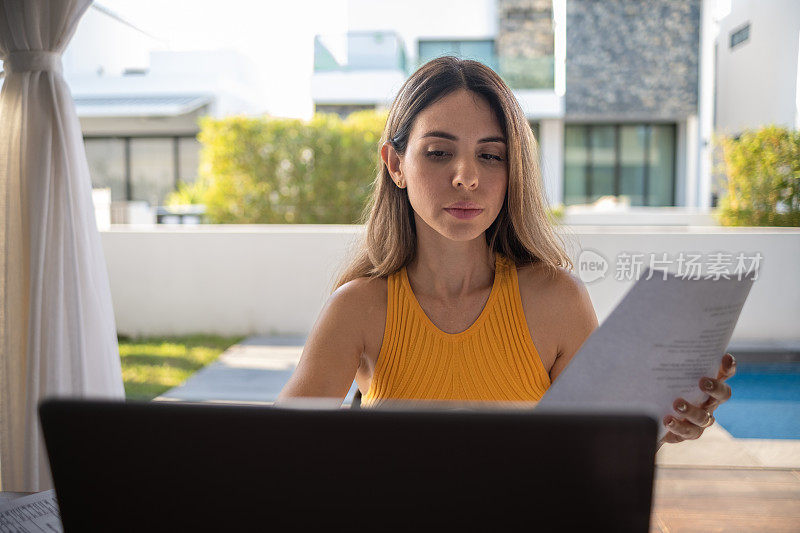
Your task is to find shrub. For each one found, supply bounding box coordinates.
[714,125,800,227]
[166,179,207,207]
[166,111,387,224]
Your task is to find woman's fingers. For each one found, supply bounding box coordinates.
[699,376,733,410]
[660,431,685,444]
[664,397,716,440]
[717,352,737,380]
[699,352,735,409]
[661,353,735,445]
[674,398,714,427]
[663,413,710,440]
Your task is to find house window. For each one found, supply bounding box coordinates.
[84,138,126,201]
[178,138,201,184]
[84,135,201,206]
[564,124,676,206]
[730,23,750,49]
[130,139,177,207]
[418,40,495,68]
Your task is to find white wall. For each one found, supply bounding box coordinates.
[559,226,799,344]
[715,0,800,134]
[102,225,800,347]
[311,70,407,105]
[698,0,717,210]
[539,118,564,205]
[561,207,716,226]
[684,114,699,208]
[103,226,361,337]
[515,90,563,119]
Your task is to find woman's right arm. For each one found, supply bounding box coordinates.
[275,280,368,404]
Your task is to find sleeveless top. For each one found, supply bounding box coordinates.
[362,252,551,408]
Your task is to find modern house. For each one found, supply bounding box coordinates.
[43,3,266,221]
[4,0,790,221]
[312,0,721,214]
[714,0,800,135]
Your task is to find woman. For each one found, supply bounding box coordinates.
[277,57,735,446]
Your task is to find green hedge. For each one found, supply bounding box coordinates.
[714,125,800,227]
[168,111,387,224]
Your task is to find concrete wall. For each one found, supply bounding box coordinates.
[562,206,716,226]
[103,225,800,347]
[539,118,564,205]
[310,70,407,106]
[103,226,359,337]
[558,225,799,346]
[714,0,800,134]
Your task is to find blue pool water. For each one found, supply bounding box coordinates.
[713,362,800,439]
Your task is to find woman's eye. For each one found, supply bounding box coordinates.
[426,150,450,159]
[481,153,505,162]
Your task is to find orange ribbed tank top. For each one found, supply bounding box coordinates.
[362,252,551,408]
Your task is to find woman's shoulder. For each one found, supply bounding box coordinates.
[334,275,388,303]
[331,275,388,328]
[514,260,584,299]
[333,275,388,358]
[514,261,598,380]
[514,260,596,326]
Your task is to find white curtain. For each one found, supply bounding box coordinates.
[0,0,124,492]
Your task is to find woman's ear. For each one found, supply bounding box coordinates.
[381,142,405,188]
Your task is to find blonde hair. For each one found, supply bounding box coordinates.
[333,56,573,291]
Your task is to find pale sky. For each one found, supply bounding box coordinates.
[99,0,350,118]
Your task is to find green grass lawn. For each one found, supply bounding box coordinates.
[119,334,245,401]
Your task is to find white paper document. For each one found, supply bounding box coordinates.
[0,489,62,532]
[537,267,756,440]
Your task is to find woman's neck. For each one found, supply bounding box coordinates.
[407,224,496,301]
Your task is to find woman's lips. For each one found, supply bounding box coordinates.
[444,208,484,220]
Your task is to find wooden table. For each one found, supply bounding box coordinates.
[651,466,800,532]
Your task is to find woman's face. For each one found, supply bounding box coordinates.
[387,89,508,243]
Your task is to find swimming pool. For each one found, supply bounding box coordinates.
[713,362,800,440]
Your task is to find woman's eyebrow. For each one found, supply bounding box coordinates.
[420,131,506,144]
[421,130,457,141]
[478,136,506,144]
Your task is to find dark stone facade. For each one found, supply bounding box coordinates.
[497,0,554,58]
[565,0,700,120]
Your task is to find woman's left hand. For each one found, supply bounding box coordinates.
[659,352,737,446]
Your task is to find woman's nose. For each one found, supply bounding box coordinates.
[452,157,479,190]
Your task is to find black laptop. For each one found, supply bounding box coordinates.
[39,398,657,532]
